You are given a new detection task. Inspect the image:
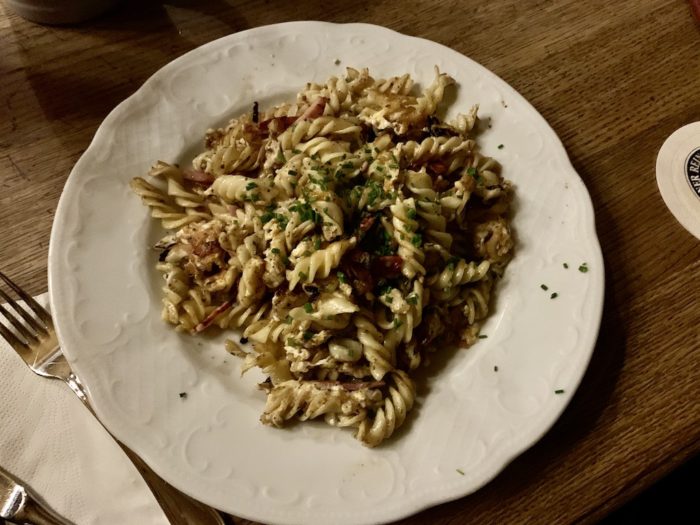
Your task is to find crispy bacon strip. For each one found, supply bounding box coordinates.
[194,300,234,333]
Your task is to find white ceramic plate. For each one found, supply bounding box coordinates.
[49,22,604,525]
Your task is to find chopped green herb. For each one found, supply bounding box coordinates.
[497,144,504,149]
[341,161,355,170]
[467,167,478,178]
[239,336,249,344]
[555,389,565,394]
[302,330,314,341]
[304,302,313,313]
[288,170,297,176]
[540,284,549,291]
[299,271,308,281]
[478,334,488,339]
[314,238,321,250]
[563,262,569,269]
[375,165,384,172]
[271,247,280,255]
[578,263,589,273]
[456,468,465,476]
[245,182,258,190]
[393,318,403,328]
[407,208,417,220]
[494,365,499,372]
[337,271,348,284]
[292,148,301,154]
[385,295,394,304]
[179,392,188,399]
[407,293,418,305]
[550,292,558,299]
[411,234,422,247]
[284,315,293,324]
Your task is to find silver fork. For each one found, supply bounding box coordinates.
[0,272,226,525]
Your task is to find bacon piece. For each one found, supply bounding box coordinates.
[428,161,448,175]
[341,249,374,295]
[372,255,403,279]
[194,300,234,333]
[182,168,215,186]
[258,115,297,134]
[297,97,328,121]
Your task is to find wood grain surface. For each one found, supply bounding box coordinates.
[1,1,699,524]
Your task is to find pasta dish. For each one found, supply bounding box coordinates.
[131,67,514,446]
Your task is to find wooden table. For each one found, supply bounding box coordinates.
[2,1,699,523]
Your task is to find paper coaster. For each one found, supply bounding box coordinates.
[656,122,700,240]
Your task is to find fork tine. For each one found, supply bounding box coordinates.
[0,317,31,353]
[0,272,52,326]
[0,286,47,336]
[0,302,39,344]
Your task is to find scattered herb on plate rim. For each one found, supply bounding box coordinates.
[578,262,589,273]
[555,389,565,394]
[540,284,549,291]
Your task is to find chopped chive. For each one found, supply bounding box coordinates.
[478,334,488,339]
[245,182,258,190]
[555,389,565,394]
[304,302,313,313]
[456,468,465,475]
[271,247,280,255]
[540,284,549,291]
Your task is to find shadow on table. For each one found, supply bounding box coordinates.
[7,0,375,154]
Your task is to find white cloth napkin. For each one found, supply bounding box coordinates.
[0,293,169,525]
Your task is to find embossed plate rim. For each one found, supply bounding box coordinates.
[49,21,604,525]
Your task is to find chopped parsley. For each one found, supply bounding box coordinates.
[555,389,565,394]
[337,271,348,284]
[411,234,422,247]
[467,167,478,178]
[578,263,589,273]
[314,238,321,250]
[540,284,549,291]
[550,292,558,299]
[288,170,297,176]
[494,365,499,372]
[393,318,403,328]
[302,330,314,341]
[407,293,419,305]
[407,208,417,220]
[563,262,569,269]
[271,247,280,255]
[497,144,504,149]
[245,182,258,190]
[478,334,488,339]
[304,302,313,313]
[179,392,188,399]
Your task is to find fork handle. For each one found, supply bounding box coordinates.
[13,493,74,525]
